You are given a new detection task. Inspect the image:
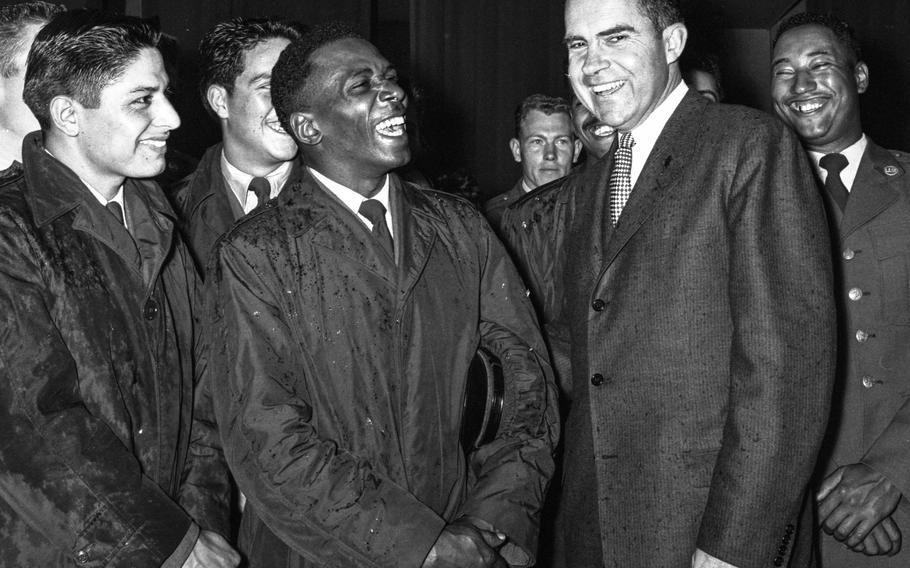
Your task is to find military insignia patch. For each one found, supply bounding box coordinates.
[884,165,900,176]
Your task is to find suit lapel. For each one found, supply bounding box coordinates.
[599,91,704,271]
[841,141,903,239]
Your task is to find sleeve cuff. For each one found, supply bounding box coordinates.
[160,522,200,568]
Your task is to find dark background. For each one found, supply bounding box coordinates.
[4,0,907,200]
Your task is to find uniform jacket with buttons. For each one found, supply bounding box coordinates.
[501,91,836,567]
[199,171,560,567]
[0,133,201,567]
[813,140,910,567]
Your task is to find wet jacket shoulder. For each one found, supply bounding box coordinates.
[203,173,558,567]
[0,133,200,567]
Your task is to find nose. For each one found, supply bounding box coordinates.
[792,68,816,94]
[581,43,609,77]
[155,94,181,131]
[379,79,407,106]
[543,141,557,160]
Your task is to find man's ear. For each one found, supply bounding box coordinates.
[663,22,688,65]
[855,61,870,94]
[48,95,79,137]
[573,139,583,163]
[206,84,230,119]
[290,111,322,146]
[509,138,522,163]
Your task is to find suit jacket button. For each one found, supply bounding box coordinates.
[144,299,159,320]
[848,287,863,301]
[592,299,606,312]
[773,557,783,567]
[842,248,855,260]
[591,373,605,386]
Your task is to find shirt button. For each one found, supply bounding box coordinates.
[143,299,159,320]
[591,373,605,386]
[848,287,863,301]
[862,375,875,388]
[592,299,606,312]
[75,550,90,564]
[842,249,855,260]
[856,330,869,343]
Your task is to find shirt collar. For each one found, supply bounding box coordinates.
[807,134,867,192]
[220,150,293,213]
[627,79,689,188]
[308,167,393,237]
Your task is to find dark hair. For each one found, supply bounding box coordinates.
[636,0,683,34]
[680,50,724,101]
[271,21,363,134]
[24,10,160,131]
[198,17,300,115]
[0,1,63,78]
[774,12,862,64]
[514,94,572,138]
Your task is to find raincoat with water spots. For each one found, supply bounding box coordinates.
[199,171,559,567]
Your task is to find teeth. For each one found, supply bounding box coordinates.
[376,116,406,136]
[790,100,824,113]
[266,121,288,134]
[141,140,166,148]
[592,81,625,95]
[592,124,614,137]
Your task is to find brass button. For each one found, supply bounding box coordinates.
[862,375,875,388]
[848,287,863,301]
[842,249,855,260]
[856,330,869,343]
[75,550,90,565]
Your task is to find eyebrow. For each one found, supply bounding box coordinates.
[564,24,636,44]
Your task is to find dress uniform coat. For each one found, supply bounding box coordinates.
[502,91,836,567]
[814,140,910,567]
[201,171,559,567]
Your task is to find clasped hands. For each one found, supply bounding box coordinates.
[422,515,509,568]
[817,463,902,556]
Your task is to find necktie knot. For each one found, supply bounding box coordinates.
[106,201,125,227]
[358,198,387,225]
[618,131,636,149]
[248,177,271,209]
[820,152,848,174]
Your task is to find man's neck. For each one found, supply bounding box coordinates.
[306,157,388,198]
[222,140,285,178]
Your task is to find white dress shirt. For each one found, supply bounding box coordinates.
[309,168,394,238]
[808,134,867,191]
[627,79,689,188]
[220,152,293,214]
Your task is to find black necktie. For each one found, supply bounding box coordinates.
[248,177,271,210]
[106,201,126,227]
[819,153,849,211]
[358,199,394,259]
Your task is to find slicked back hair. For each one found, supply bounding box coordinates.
[774,12,862,65]
[635,0,683,35]
[23,10,160,131]
[198,17,300,116]
[514,94,572,138]
[0,1,64,78]
[271,21,364,136]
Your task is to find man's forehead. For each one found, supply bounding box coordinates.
[566,0,646,33]
[312,37,390,74]
[101,48,167,94]
[775,24,843,57]
[521,110,572,134]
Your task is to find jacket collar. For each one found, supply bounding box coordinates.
[840,139,904,238]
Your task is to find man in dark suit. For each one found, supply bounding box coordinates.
[483,94,580,229]
[174,17,300,273]
[501,0,835,566]
[198,23,558,568]
[772,12,910,566]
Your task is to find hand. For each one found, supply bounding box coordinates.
[849,516,902,556]
[181,530,241,568]
[422,519,507,568]
[817,463,902,548]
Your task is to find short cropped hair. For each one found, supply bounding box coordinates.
[680,51,724,102]
[774,12,862,65]
[23,10,160,131]
[271,21,363,134]
[636,0,683,34]
[198,17,300,115]
[514,94,572,138]
[0,1,63,78]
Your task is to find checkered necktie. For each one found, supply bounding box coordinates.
[609,131,635,226]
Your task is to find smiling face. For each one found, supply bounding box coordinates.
[771,24,866,154]
[298,37,409,195]
[220,37,296,173]
[510,109,579,188]
[571,95,615,159]
[73,47,180,192]
[565,0,684,132]
[1,24,43,142]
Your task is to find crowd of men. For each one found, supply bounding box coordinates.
[0,1,906,567]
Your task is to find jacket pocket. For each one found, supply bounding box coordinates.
[871,228,910,325]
